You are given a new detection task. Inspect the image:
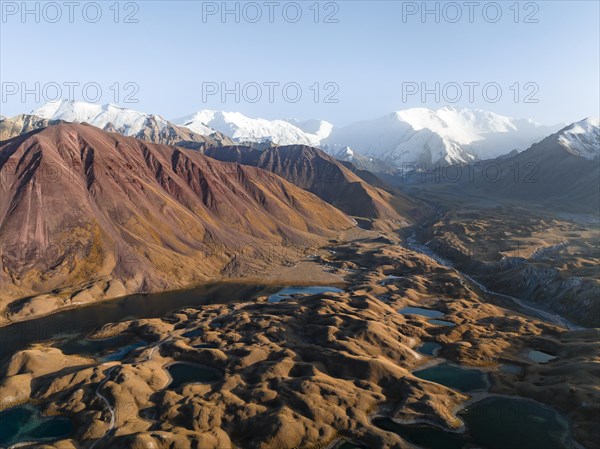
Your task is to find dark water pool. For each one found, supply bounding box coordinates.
[0,404,73,447]
[101,341,147,362]
[58,334,131,355]
[182,328,204,338]
[499,363,524,375]
[413,363,489,393]
[380,275,404,285]
[427,319,456,327]
[166,362,222,388]
[527,349,557,363]
[417,342,442,356]
[399,306,444,319]
[0,283,279,359]
[461,396,575,449]
[56,334,147,361]
[374,396,577,449]
[267,286,343,303]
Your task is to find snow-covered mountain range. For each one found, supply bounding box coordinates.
[30,100,232,148]
[321,107,564,167]
[174,110,332,147]
[23,100,594,168]
[32,100,171,136]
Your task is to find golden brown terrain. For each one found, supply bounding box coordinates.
[1,233,597,449]
[410,204,600,327]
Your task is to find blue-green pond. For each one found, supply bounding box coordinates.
[267,286,343,303]
[374,396,577,449]
[0,404,73,447]
[499,363,524,375]
[417,342,442,356]
[399,307,444,318]
[413,363,489,393]
[427,319,456,327]
[56,335,147,362]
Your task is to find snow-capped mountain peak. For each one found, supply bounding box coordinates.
[176,110,222,135]
[175,110,332,147]
[283,118,334,142]
[332,146,355,161]
[322,107,564,167]
[341,146,354,157]
[556,117,600,160]
[31,99,170,136]
[394,107,518,143]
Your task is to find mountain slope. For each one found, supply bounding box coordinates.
[0,114,63,140]
[326,146,397,174]
[323,107,563,167]
[0,124,353,321]
[556,117,600,160]
[202,144,413,223]
[462,118,599,213]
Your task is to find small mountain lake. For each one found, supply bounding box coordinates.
[0,404,73,447]
[399,307,444,319]
[166,362,223,388]
[427,319,456,327]
[267,286,343,303]
[101,341,147,362]
[527,349,558,363]
[461,396,576,449]
[413,363,489,392]
[417,341,442,356]
[0,283,281,359]
[374,396,577,449]
[58,334,129,355]
[56,334,147,361]
[499,363,524,375]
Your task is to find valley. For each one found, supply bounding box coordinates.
[0,109,597,449]
[398,192,600,328]
[2,1,598,447]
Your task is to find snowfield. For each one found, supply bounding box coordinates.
[28,101,597,167]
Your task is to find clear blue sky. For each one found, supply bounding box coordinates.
[1,0,598,125]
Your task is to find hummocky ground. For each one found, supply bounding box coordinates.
[0,232,597,449]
